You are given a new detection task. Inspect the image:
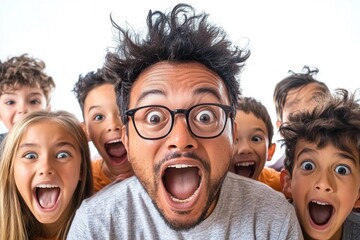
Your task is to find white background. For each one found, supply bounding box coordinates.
[1,0,359,147]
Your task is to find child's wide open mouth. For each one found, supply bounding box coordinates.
[308,200,334,226]
[104,139,127,165]
[34,184,60,209]
[233,161,256,178]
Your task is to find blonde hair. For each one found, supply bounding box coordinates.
[0,110,93,240]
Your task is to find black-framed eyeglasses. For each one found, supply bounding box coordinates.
[125,103,234,140]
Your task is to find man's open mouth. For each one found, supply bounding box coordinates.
[233,161,256,178]
[35,184,60,209]
[308,200,334,226]
[162,164,202,203]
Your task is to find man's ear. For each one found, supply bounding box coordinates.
[122,125,129,152]
[267,143,276,161]
[46,104,52,111]
[354,192,360,209]
[80,122,91,142]
[281,169,292,199]
[232,119,237,144]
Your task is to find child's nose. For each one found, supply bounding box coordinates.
[17,103,28,114]
[314,173,334,193]
[38,158,55,176]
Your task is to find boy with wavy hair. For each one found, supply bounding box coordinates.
[73,68,133,193]
[0,53,55,144]
[280,89,360,239]
[230,97,281,192]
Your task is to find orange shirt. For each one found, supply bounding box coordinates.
[91,159,134,193]
[258,167,282,193]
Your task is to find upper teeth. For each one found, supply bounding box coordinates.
[36,184,59,188]
[168,164,194,168]
[312,200,329,205]
[108,139,122,144]
[235,161,254,167]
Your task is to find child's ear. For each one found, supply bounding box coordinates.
[267,143,276,161]
[80,122,91,142]
[276,119,282,129]
[281,169,292,199]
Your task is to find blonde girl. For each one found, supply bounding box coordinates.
[0,110,93,239]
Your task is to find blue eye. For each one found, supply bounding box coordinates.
[335,165,351,175]
[57,151,70,159]
[24,152,38,159]
[301,161,315,171]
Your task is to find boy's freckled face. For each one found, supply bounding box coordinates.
[83,84,132,177]
[0,85,47,130]
[286,140,360,239]
[231,111,270,180]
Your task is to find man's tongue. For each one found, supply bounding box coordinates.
[164,167,200,200]
[37,188,60,209]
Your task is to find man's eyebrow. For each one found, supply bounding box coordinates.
[193,87,222,102]
[135,86,223,106]
[136,89,165,106]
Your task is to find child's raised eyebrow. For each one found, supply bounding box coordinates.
[55,141,77,150]
[18,143,39,149]
[337,152,358,165]
[87,105,102,114]
[28,92,43,96]
[19,141,77,150]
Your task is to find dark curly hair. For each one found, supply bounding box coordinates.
[104,3,250,124]
[72,68,118,116]
[0,54,55,104]
[280,88,360,174]
[237,97,274,145]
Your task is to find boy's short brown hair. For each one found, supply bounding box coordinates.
[237,96,274,145]
[72,68,118,116]
[0,54,56,104]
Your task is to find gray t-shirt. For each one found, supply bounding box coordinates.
[342,212,360,239]
[67,172,303,240]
